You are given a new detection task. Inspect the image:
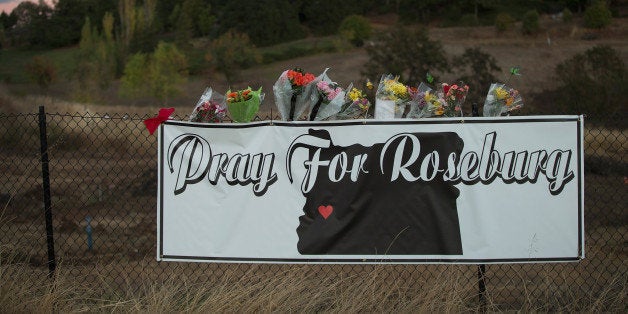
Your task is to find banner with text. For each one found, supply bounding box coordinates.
[157,116,584,264]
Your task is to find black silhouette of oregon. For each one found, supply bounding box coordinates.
[296,129,464,255]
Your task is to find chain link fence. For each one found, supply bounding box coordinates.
[1,107,625,310]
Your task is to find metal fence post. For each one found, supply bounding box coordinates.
[471,103,487,310]
[38,105,56,278]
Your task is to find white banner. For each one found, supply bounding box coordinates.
[157,116,584,264]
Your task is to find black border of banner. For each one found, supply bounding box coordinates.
[157,116,584,264]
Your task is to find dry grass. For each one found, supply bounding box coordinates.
[1,248,625,312]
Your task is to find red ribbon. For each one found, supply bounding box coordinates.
[144,107,175,135]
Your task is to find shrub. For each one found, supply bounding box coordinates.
[562,8,573,23]
[25,55,57,89]
[120,41,188,104]
[554,45,626,119]
[495,13,515,32]
[584,1,612,29]
[338,15,372,47]
[521,10,540,35]
[362,26,449,84]
[206,30,261,84]
[453,47,501,108]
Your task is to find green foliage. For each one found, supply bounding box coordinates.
[299,1,359,36]
[495,12,515,32]
[452,47,501,107]
[25,56,57,89]
[149,41,189,102]
[120,41,188,104]
[338,15,372,47]
[562,8,573,23]
[73,16,117,101]
[258,37,337,64]
[119,53,149,99]
[521,10,540,35]
[554,45,626,118]
[583,1,612,29]
[219,0,305,46]
[207,30,261,84]
[362,26,449,84]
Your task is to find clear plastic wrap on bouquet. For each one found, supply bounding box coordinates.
[375,74,410,120]
[309,69,347,121]
[407,82,465,118]
[189,87,227,123]
[273,68,316,121]
[333,86,371,120]
[483,83,524,117]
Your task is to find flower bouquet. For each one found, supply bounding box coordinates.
[189,87,227,123]
[374,74,410,120]
[226,87,263,123]
[309,69,346,121]
[273,68,316,121]
[334,87,371,120]
[407,82,466,118]
[483,83,523,117]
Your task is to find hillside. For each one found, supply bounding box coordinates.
[1,16,626,117]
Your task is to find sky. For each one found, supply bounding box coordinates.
[0,0,54,14]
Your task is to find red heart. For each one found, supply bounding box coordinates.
[318,205,333,219]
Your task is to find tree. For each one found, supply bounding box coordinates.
[206,30,261,84]
[25,56,57,89]
[119,52,150,99]
[362,26,449,84]
[149,41,188,103]
[218,0,304,46]
[120,41,188,104]
[584,0,612,29]
[9,1,53,47]
[73,15,117,101]
[452,47,501,107]
[338,15,372,47]
[554,45,626,119]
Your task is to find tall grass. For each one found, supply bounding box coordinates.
[1,250,625,312]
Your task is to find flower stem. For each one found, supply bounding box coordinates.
[289,93,298,121]
[310,98,323,121]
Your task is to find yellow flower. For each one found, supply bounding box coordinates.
[424,92,436,103]
[494,87,509,100]
[349,88,361,101]
[366,79,374,90]
[435,108,444,116]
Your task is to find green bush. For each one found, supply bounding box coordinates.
[362,26,449,84]
[584,1,612,29]
[207,30,261,84]
[495,13,515,32]
[562,8,573,23]
[338,15,372,47]
[453,47,501,107]
[25,55,57,89]
[554,45,626,118]
[459,14,479,27]
[521,10,540,35]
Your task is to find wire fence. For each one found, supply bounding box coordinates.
[0,107,625,310]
